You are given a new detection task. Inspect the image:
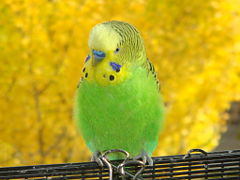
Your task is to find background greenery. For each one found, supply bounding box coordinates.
[0,0,240,166]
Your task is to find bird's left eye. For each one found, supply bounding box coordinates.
[114,48,120,53]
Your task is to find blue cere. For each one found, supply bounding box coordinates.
[92,50,106,59]
[110,62,122,72]
[85,55,90,63]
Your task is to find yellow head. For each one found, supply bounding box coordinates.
[82,21,146,86]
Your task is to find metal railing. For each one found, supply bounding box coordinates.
[0,149,240,179]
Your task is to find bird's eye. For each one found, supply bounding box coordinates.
[114,48,120,53]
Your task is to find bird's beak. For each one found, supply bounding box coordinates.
[92,49,106,66]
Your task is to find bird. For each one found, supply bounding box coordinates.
[74,20,164,166]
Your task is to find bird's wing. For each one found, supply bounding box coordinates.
[145,58,160,91]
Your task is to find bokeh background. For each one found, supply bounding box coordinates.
[0,0,240,166]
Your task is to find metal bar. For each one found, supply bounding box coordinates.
[0,149,239,179]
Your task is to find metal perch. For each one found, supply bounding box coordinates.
[0,149,240,179]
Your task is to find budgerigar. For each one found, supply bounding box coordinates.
[74,21,164,164]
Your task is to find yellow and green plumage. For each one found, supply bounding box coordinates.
[74,21,164,160]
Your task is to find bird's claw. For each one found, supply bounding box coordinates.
[91,151,104,167]
[134,151,153,166]
[92,149,130,180]
[92,150,149,180]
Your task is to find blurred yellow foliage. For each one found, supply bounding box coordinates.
[0,0,240,166]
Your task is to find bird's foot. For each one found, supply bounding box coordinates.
[92,150,147,179]
[134,151,153,166]
[91,151,104,167]
[92,149,130,180]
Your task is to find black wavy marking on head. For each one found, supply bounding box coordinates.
[103,21,146,62]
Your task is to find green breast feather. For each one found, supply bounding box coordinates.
[74,65,164,159]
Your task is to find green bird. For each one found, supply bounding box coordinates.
[74,21,164,164]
